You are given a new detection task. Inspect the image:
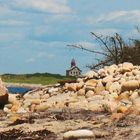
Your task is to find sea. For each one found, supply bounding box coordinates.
[7,86,33,94]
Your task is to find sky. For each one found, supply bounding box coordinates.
[0,0,140,75]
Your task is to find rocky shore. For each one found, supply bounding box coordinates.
[0,62,140,139]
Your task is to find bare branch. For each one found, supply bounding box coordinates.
[136,26,140,33]
[87,58,112,70]
[67,44,110,57]
[91,32,116,58]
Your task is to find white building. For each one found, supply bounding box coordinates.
[66,59,81,77]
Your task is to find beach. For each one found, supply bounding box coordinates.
[0,63,140,139]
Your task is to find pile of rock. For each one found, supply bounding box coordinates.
[3,62,140,115]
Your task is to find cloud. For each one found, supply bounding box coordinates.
[26,51,55,63]
[26,58,35,63]
[0,32,26,42]
[74,41,96,49]
[37,52,55,58]
[93,28,119,36]
[0,19,30,26]
[10,0,71,14]
[88,10,140,24]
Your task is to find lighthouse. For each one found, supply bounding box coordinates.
[66,59,81,77]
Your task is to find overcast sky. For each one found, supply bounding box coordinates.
[0,0,140,74]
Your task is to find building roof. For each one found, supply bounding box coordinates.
[66,66,82,72]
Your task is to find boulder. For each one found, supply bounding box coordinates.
[102,75,114,84]
[94,81,105,94]
[117,106,129,113]
[8,94,19,105]
[64,83,77,91]
[121,80,139,91]
[98,68,106,77]
[86,90,95,98]
[107,64,118,75]
[0,78,8,106]
[77,89,85,96]
[35,102,52,112]
[118,62,134,73]
[83,70,98,78]
[85,79,97,87]
[109,82,121,94]
[76,82,84,90]
[88,100,103,111]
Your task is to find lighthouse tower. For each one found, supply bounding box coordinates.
[71,58,76,67]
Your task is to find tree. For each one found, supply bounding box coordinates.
[68,32,140,70]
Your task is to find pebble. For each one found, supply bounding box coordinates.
[63,129,94,139]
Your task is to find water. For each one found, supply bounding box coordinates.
[7,86,33,94]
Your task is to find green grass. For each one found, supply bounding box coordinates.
[1,73,76,85]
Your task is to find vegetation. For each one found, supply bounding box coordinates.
[1,73,76,85]
[68,28,140,70]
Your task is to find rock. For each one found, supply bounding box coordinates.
[117,106,128,113]
[23,92,40,99]
[77,89,85,96]
[98,68,106,77]
[86,90,95,98]
[111,113,124,121]
[9,115,22,123]
[119,62,134,73]
[120,99,132,106]
[132,69,140,76]
[30,99,41,104]
[35,102,52,112]
[102,75,114,84]
[83,70,98,78]
[88,101,103,111]
[0,78,8,106]
[111,92,119,98]
[41,94,50,99]
[23,100,32,108]
[94,130,110,138]
[129,91,139,102]
[48,87,59,93]
[104,92,114,101]
[109,82,121,94]
[85,85,95,91]
[30,104,36,112]
[4,104,12,109]
[105,81,112,91]
[8,94,19,104]
[102,100,119,112]
[63,129,94,139]
[94,81,105,94]
[121,80,139,91]
[86,79,97,85]
[17,107,27,113]
[107,64,118,75]
[77,78,84,83]
[76,82,84,90]
[11,103,21,113]
[116,92,129,101]
[70,100,88,109]
[87,95,104,102]
[133,97,140,107]
[100,90,110,95]
[65,83,77,92]
[3,107,11,113]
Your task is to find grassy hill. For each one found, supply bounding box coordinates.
[1,73,76,85]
